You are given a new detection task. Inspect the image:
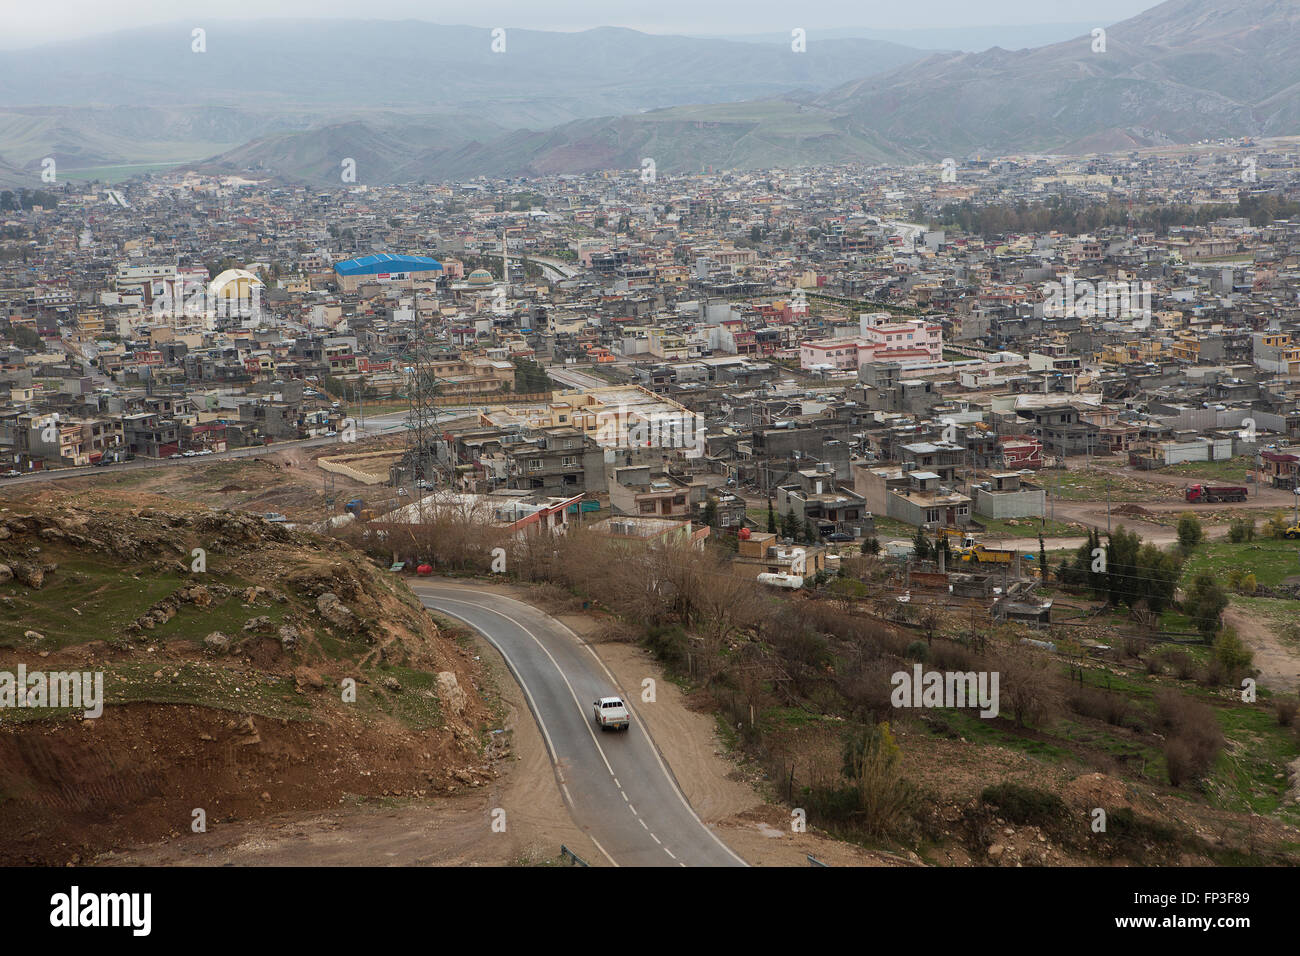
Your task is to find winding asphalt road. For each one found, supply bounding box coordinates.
[411,580,746,868]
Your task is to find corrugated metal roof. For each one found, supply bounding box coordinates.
[333,254,443,276]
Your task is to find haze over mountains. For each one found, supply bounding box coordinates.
[0,0,1296,187]
[0,21,924,184]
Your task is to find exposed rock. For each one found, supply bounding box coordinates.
[278,624,300,649]
[179,585,213,607]
[203,632,231,655]
[316,592,356,629]
[437,671,467,716]
[13,562,44,589]
[0,564,12,584]
[294,666,325,691]
[243,615,273,633]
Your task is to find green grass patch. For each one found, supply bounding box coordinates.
[976,517,1083,540]
[360,664,442,730]
[0,553,272,651]
[1180,538,1300,589]
[1211,703,1300,819]
[1163,458,1252,484]
[103,659,310,720]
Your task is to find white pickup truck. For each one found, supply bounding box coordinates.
[593,696,630,732]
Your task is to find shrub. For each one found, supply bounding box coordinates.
[814,722,919,839]
[643,624,691,673]
[905,640,929,663]
[1264,511,1292,540]
[998,651,1055,728]
[1212,627,1254,680]
[1155,689,1225,786]
[1277,699,1298,727]
[1228,517,1255,543]
[1066,686,1131,727]
[980,782,1068,830]
[1183,573,1229,637]
[1176,512,1204,553]
[1162,649,1195,680]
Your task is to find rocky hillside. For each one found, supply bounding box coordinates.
[0,505,499,865]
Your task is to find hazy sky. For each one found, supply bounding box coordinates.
[3,0,1165,47]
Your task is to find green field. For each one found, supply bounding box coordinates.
[1180,537,1300,589]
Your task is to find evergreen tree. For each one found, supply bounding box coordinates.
[912,527,931,562]
[782,506,799,540]
[766,500,777,534]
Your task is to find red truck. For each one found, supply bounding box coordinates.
[1184,483,1247,503]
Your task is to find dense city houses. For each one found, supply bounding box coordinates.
[3,145,1300,543]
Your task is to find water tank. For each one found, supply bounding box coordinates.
[758,572,804,589]
[738,527,752,540]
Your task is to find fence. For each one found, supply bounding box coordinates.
[559,844,589,867]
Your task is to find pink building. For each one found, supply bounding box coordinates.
[800,339,860,370]
[799,319,943,371]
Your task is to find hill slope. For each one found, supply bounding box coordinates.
[0,504,497,864]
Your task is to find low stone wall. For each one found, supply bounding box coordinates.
[317,450,402,485]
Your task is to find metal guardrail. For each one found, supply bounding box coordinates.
[807,854,829,867]
[560,844,589,867]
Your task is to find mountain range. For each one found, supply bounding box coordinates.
[1,0,1297,187]
[0,21,924,183]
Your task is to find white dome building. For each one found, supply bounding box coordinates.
[208,268,266,326]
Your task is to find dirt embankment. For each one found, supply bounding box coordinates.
[0,505,498,865]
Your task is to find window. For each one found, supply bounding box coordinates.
[528,459,542,470]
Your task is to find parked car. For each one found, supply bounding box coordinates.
[825,532,855,542]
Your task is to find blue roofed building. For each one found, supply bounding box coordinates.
[333,253,443,291]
